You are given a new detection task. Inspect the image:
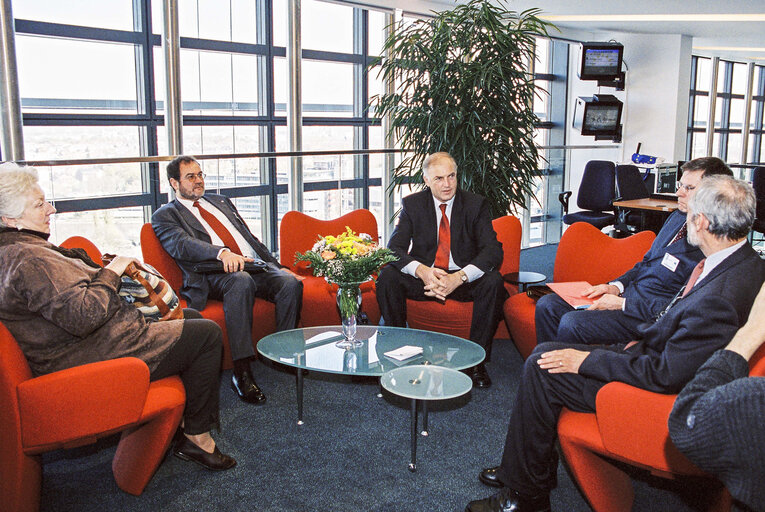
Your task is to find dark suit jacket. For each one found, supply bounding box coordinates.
[151,193,280,310]
[579,243,765,394]
[618,210,703,322]
[387,189,503,273]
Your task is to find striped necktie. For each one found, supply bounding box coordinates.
[193,200,243,255]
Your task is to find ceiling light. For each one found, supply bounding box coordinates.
[542,14,765,22]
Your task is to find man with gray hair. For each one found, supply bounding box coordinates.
[468,175,765,512]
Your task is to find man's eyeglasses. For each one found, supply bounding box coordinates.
[676,182,696,192]
[183,172,206,182]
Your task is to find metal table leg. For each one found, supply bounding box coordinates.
[296,369,304,425]
[408,398,418,472]
[421,400,429,436]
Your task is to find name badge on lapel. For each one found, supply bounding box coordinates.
[661,253,680,272]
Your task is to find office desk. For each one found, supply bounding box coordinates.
[613,197,678,233]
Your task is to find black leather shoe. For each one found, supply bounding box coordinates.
[479,466,504,488]
[465,487,550,512]
[470,363,492,388]
[173,436,237,471]
[231,372,267,404]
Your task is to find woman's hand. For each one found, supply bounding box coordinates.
[104,255,141,276]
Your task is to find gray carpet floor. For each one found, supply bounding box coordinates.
[37,244,716,511]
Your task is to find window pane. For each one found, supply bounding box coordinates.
[273,0,287,48]
[726,133,742,164]
[693,95,709,128]
[13,0,135,31]
[274,57,287,115]
[50,208,145,259]
[368,10,387,57]
[232,196,266,241]
[302,0,353,53]
[302,126,353,181]
[717,61,727,93]
[24,126,141,161]
[178,0,259,43]
[731,62,748,95]
[691,132,707,159]
[730,98,746,130]
[534,38,549,74]
[182,125,267,188]
[303,190,343,219]
[180,50,260,115]
[17,36,138,114]
[303,60,354,117]
[695,57,711,91]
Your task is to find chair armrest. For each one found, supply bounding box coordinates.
[558,191,572,214]
[595,382,694,473]
[17,357,151,450]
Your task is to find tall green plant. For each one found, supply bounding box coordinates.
[372,0,555,218]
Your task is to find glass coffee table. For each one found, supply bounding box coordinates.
[257,325,485,424]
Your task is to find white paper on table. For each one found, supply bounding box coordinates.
[384,345,424,361]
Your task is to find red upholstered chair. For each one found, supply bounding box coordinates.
[555,346,765,511]
[504,222,655,359]
[140,223,276,369]
[279,209,381,326]
[60,235,103,264]
[404,215,522,342]
[0,321,186,512]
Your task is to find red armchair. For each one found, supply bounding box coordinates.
[0,321,186,512]
[60,235,103,263]
[504,222,655,359]
[279,209,381,326]
[404,215,522,341]
[140,223,276,369]
[556,346,765,511]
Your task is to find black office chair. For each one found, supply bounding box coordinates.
[559,160,616,230]
[614,164,650,235]
[751,166,765,250]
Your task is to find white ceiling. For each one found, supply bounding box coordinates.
[406,0,765,62]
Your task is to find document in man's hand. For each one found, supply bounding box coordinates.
[546,281,595,310]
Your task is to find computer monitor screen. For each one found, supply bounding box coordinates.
[579,43,623,81]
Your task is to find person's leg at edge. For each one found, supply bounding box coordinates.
[376,266,428,327]
[534,293,574,343]
[151,310,225,455]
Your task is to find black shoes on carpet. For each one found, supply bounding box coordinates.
[231,371,267,404]
[469,363,492,388]
[478,466,503,488]
[173,436,237,471]
[465,486,551,512]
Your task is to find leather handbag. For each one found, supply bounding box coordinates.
[102,254,183,322]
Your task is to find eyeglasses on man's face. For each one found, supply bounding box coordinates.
[676,182,696,192]
[183,172,206,182]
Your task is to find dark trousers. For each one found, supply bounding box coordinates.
[151,309,223,435]
[375,266,507,350]
[206,263,302,361]
[535,293,643,345]
[497,342,610,497]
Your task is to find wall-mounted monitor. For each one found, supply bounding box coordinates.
[573,95,623,140]
[578,42,623,82]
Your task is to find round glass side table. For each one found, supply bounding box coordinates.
[380,365,473,471]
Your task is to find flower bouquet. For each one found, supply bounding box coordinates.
[295,227,397,346]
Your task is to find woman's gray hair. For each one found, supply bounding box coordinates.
[688,175,755,241]
[0,162,40,227]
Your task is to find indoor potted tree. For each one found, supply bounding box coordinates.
[373,0,555,218]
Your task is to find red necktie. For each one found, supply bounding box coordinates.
[434,203,450,270]
[682,258,706,297]
[669,222,687,245]
[193,200,243,256]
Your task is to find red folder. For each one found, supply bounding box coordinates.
[547,281,595,310]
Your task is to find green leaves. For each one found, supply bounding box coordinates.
[371,0,555,218]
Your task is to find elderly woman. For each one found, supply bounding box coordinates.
[0,163,235,471]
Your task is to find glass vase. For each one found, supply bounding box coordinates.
[335,282,363,348]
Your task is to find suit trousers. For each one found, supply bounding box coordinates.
[535,293,643,345]
[205,263,302,361]
[376,266,506,350]
[497,342,611,497]
[151,309,223,435]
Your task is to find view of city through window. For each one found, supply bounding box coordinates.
[13,0,556,256]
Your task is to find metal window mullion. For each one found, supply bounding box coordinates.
[0,0,24,161]
[741,62,755,164]
[380,10,396,244]
[351,7,365,210]
[287,0,302,212]
[719,61,733,161]
[705,57,719,157]
[162,0,183,156]
[753,66,765,164]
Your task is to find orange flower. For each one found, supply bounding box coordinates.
[321,250,337,260]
